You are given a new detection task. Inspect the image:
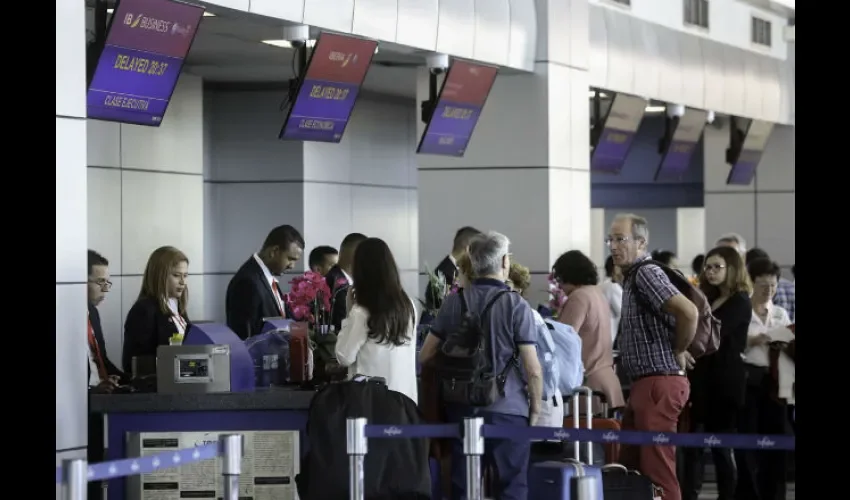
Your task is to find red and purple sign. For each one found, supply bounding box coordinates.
[280,33,378,143]
[658,140,697,177]
[590,94,646,174]
[86,0,203,126]
[591,128,638,173]
[417,60,498,157]
[727,149,763,185]
[654,109,707,181]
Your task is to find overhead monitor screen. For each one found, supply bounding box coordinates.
[590,93,647,174]
[727,120,774,185]
[654,108,708,181]
[416,60,499,157]
[279,33,378,143]
[86,0,204,126]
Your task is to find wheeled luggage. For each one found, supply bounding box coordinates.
[601,463,659,500]
[528,386,604,500]
[563,389,622,464]
[528,460,601,500]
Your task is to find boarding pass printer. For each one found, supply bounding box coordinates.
[156,344,233,393]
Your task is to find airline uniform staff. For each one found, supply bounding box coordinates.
[122,246,192,373]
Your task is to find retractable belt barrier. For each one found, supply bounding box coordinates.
[56,420,795,500]
[56,434,243,500]
[350,418,796,500]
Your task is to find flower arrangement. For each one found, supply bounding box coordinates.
[417,263,451,314]
[284,271,332,326]
[547,273,567,313]
[284,270,346,384]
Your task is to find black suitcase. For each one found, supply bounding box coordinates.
[602,464,658,500]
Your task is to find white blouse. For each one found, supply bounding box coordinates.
[745,301,795,403]
[744,302,792,367]
[599,279,623,344]
[336,303,419,404]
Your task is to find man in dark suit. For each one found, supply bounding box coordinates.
[226,225,305,339]
[308,245,339,276]
[86,250,125,393]
[423,226,482,311]
[325,233,367,331]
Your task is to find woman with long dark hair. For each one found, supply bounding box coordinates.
[335,237,418,402]
[680,246,752,500]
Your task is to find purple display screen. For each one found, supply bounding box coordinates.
[87,0,204,126]
[280,33,378,143]
[417,60,499,157]
[591,128,637,174]
[727,149,763,185]
[656,140,698,180]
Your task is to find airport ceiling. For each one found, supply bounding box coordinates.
[186,9,428,97]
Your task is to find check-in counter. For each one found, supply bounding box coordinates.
[89,388,314,500]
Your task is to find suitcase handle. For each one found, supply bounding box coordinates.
[571,386,595,464]
[558,458,585,477]
[601,464,628,473]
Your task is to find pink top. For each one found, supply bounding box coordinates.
[558,285,625,409]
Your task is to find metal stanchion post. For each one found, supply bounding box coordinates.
[463,417,485,500]
[63,458,87,500]
[346,417,368,500]
[220,434,244,500]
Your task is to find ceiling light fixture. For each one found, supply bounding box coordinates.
[261,39,379,54]
[588,90,609,98]
[644,105,666,113]
[262,39,317,50]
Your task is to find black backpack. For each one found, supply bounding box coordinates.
[434,289,516,407]
[296,379,431,500]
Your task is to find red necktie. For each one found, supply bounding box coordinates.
[272,281,285,317]
[87,317,108,381]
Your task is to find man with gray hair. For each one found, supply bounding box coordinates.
[609,214,698,500]
[419,230,542,500]
[716,232,748,254]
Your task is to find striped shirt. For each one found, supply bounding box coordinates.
[618,254,683,380]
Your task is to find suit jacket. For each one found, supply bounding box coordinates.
[423,256,458,311]
[226,258,290,340]
[325,265,350,332]
[121,296,191,373]
[87,303,125,383]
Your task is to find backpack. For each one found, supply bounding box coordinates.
[533,316,560,404]
[628,259,721,358]
[434,289,515,407]
[544,318,585,395]
[296,379,431,499]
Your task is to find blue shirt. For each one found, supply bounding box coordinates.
[431,278,538,417]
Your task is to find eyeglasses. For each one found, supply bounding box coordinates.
[605,236,638,247]
[703,264,726,272]
[88,279,113,291]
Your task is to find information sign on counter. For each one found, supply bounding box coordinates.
[127,430,300,500]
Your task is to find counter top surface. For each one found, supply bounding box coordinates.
[89,387,315,413]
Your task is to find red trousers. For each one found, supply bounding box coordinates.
[620,375,690,500]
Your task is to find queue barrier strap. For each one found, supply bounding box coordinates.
[363,424,794,451]
[55,442,220,484]
[57,424,793,484]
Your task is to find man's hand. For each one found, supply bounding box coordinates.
[92,379,118,394]
[676,351,695,371]
[751,333,772,346]
[529,409,540,426]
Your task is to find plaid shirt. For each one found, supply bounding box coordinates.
[618,254,683,380]
[773,278,795,322]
